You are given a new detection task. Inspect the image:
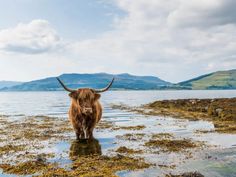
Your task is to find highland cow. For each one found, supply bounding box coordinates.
[57,77,114,139]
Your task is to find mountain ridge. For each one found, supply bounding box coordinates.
[1,70,235,91]
[0,81,23,89]
[1,73,170,91]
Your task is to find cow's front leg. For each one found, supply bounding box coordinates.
[75,132,80,140]
[75,128,85,139]
[87,130,94,139]
[72,118,85,139]
[86,119,96,139]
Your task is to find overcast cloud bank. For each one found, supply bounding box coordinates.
[0,0,235,82]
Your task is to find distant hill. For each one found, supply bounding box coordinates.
[0,81,22,89]
[1,70,236,91]
[178,69,236,90]
[1,73,171,91]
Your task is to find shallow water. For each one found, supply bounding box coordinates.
[0,90,236,176]
[0,90,236,116]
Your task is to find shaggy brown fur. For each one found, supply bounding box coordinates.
[68,89,102,139]
[57,77,114,139]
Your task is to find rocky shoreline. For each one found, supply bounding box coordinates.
[0,114,206,177]
[144,98,236,133]
[112,97,236,134]
[1,97,235,176]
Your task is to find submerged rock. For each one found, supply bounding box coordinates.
[167,171,204,177]
[144,138,200,152]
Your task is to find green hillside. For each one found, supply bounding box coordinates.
[1,70,235,91]
[0,81,22,89]
[178,69,236,90]
[0,73,171,91]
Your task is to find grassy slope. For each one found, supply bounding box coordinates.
[179,69,236,89]
[0,81,23,89]
[1,73,171,91]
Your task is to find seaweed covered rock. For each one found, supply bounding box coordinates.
[166,171,204,177]
[145,98,236,133]
[0,155,151,177]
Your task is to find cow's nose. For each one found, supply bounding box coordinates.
[83,107,93,115]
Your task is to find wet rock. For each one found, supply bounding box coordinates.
[112,125,146,130]
[167,171,204,177]
[203,106,208,112]
[115,146,143,154]
[190,100,196,105]
[143,98,236,133]
[144,138,202,152]
[215,108,223,116]
[36,155,47,163]
[205,154,211,159]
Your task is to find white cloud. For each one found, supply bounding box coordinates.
[69,0,236,82]
[0,19,61,54]
[167,0,236,28]
[1,1,236,82]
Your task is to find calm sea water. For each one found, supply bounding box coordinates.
[0,90,236,177]
[0,90,236,117]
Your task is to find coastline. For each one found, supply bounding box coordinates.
[1,95,236,176]
[113,97,236,134]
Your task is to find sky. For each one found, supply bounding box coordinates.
[0,0,236,83]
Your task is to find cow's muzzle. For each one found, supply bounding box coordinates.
[82,107,93,115]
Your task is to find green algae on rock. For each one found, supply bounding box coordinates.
[113,125,146,130]
[0,144,26,156]
[115,146,143,154]
[113,98,236,134]
[0,114,152,176]
[0,155,151,177]
[151,133,174,139]
[166,171,204,177]
[0,115,72,165]
[145,98,236,133]
[144,138,200,152]
[96,120,115,130]
[66,155,151,177]
[0,160,56,175]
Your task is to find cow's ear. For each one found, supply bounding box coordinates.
[69,91,78,99]
[95,93,101,100]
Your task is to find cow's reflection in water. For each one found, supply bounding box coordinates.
[69,138,101,159]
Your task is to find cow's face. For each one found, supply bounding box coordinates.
[69,89,100,116]
[56,77,114,116]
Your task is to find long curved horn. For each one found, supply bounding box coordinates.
[94,78,115,93]
[56,77,76,92]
